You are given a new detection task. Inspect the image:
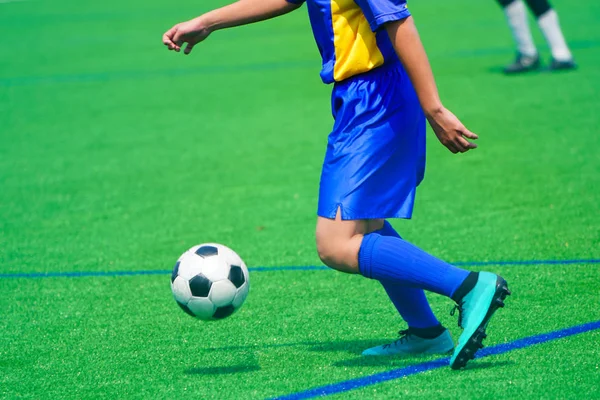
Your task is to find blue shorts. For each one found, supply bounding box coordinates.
[317,61,426,220]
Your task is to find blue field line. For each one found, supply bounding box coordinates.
[271,320,600,400]
[0,270,172,279]
[0,258,598,279]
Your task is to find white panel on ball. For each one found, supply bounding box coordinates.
[188,297,215,320]
[171,276,193,303]
[209,280,237,307]
[222,245,243,267]
[177,253,203,280]
[232,282,249,309]
[201,256,230,282]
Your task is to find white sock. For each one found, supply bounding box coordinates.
[537,9,573,61]
[504,0,537,57]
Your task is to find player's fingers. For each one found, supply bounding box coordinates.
[462,127,479,140]
[457,136,477,152]
[445,141,459,154]
[454,140,467,153]
[162,26,178,50]
[456,142,467,153]
[184,43,195,55]
[172,32,186,52]
[162,35,176,50]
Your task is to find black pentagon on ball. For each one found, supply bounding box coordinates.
[176,301,196,317]
[189,273,212,297]
[228,265,245,288]
[213,305,235,319]
[171,261,180,283]
[195,245,218,258]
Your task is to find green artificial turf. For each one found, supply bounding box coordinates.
[1,0,599,398]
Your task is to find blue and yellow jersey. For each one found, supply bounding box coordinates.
[287,0,410,83]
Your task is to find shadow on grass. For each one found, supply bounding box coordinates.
[205,339,390,355]
[203,339,449,371]
[487,65,508,75]
[184,364,261,375]
[306,340,403,355]
[486,65,547,75]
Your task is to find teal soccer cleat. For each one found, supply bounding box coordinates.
[449,272,511,370]
[362,329,454,356]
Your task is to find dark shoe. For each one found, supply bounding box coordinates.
[503,53,541,74]
[548,58,577,71]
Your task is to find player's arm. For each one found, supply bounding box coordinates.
[163,0,302,55]
[384,17,478,154]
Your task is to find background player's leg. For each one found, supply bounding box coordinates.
[524,0,575,69]
[496,0,540,73]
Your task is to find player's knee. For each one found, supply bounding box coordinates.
[316,239,340,268]
[315,237,359,273]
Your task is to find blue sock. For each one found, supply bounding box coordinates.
[359,227,469,298]
[374,221,441,329]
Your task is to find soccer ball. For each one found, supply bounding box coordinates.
[170,243,249,320]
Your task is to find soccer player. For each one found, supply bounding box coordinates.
[162,0,510,369]
[497,0,576,73]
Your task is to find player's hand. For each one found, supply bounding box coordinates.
[426,107,478,154]
[162,17,211,55]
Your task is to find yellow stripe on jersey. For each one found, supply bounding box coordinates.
[331,0,384,82]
